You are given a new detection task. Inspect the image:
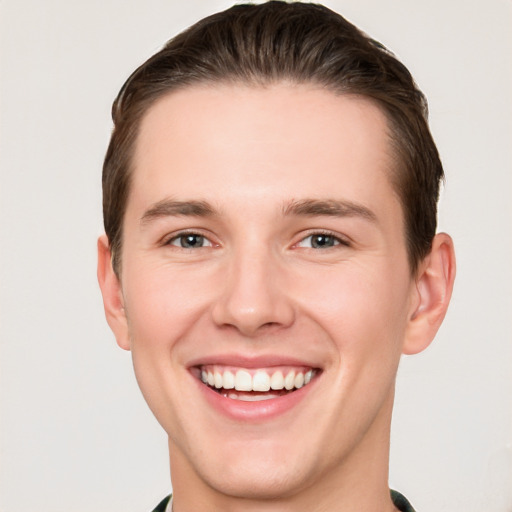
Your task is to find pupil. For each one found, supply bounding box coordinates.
[312,235,333,248]
[181,234,203,248]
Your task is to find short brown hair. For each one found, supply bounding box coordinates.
[103,1,443,275]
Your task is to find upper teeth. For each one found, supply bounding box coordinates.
[201,367,314,392]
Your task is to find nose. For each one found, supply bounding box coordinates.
[211,248,295,337]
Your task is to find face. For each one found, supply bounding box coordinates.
[108,84,422,500]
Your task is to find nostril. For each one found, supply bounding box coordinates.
[261,321,280,330]
[211,301,295,337]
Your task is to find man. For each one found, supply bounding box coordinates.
[97,2,455,511]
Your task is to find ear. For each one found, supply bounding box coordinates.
[403,233,456,355]
[97,235,131,350]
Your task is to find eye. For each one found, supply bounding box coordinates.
[167,233,213,249]
[296,233,346,249]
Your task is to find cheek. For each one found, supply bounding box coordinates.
[121,263,217,430]
[122,262,216,349]
[292,261,412,358]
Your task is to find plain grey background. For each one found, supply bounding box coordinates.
[1,1,511,511]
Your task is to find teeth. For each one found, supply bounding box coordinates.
[224,392,282,401]
[294,372,304,389]
[252,370,271,391]
[284,371,295,390]
[270,371,284,390]
[200,367,316,394]
[223,370,235,389]
[234,370,252,391]
[214,371,223,389]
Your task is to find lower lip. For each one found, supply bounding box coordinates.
[195,376,318,421]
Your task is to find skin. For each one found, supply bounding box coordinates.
[98,84,455,512]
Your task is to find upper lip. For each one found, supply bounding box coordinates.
[187,353,321,370]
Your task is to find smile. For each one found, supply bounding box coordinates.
[199,365,317,401]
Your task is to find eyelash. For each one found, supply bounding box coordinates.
[163,230,350,250]
[295,230,350,249]
[164,231,214,249]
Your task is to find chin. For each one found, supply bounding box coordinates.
[175,430,328,502]
[199,460,309,500]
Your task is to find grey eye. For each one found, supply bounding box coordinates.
[169,233,212,248]
[297,234,341,249]
[310,234,337,248]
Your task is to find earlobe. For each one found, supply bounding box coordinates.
[97,235,131,351]
[403,233,456,355]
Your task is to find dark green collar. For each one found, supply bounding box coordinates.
[391,489,416,511]
[151,495,171,512]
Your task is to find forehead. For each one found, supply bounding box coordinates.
[129,83,398,218]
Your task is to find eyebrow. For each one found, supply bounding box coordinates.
[140,199,216,225]
[140,197,377,225]
[282,198,377,222]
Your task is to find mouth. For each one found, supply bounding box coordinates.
[195,365,318,402]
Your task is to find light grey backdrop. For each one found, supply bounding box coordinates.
[1,1,511,511]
